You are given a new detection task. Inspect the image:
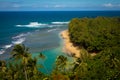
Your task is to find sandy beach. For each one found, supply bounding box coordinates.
[61,30,80,58]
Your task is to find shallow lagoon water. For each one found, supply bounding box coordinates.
[29,30,68,73]
[0,11,120,73]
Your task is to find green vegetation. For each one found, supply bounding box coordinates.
[69,17,120,52]
[0,17,120,80]
[0,44,46,80]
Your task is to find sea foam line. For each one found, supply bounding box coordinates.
[51,21,69,25]
[0,33,27,55]
[0,44,13,54]
[47,29,57,32]
[3,44,13,49]
[0,49,5,54]
[16,21,69,28]
[16,22,48,28]
[12,33,25,39]
[12,38,26,45]
[0,38,25,55]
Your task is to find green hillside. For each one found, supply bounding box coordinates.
[69,17,120,52]
[0,17,120,80]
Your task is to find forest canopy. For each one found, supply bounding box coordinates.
[0,17,120,80]
[69,17,120,52]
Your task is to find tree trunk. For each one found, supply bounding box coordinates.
[24,66,28,80]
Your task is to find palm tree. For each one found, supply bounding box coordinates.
[0,60,7,79]
[27,57,39,79]
[7,62,23,80]
[55,55,68,73]
[73,49,89,79]
[11,44,31,80]
[39,53,49,74]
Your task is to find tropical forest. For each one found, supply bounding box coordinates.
[0,17,120,80]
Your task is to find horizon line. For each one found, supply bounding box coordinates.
[0,10,120,12]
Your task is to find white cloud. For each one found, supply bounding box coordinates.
[103,3,120,8]
[54,5,65,8]
[13,4,20,8]
[43,4,66,8]
[104,3,113,7]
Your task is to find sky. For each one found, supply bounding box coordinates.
[0,0,120,11]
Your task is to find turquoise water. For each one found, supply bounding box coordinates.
[0,11,120,73]
[31,33,66,73]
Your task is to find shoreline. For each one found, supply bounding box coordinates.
[60,30,80,58]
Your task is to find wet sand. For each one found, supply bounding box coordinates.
[61,30,80,58]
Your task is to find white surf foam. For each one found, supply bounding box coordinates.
[0,44,13,55]
[12,38,25,44]
[0,49,5,54]
[16,22,48,28]
[3,44,13,49]
[47,29,57,32]
[51,21,69,25]
[49,25,63,27]
[12,33,26,39]
[16,25,22,27]
[16,21,69,29]
[0,33,28,55]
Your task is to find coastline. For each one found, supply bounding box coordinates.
[60,30,80,58]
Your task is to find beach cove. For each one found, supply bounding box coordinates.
[0,11,120,74]
[61,30,80,58]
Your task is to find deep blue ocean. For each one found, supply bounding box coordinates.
[0,11,120,73]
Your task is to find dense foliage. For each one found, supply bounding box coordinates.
[0,44,120,80]
[0,44,46,80]
[0,17,120,80]
[69,17,120,52]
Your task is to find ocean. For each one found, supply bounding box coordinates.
[0,11,120,73]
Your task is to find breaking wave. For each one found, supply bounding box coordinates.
[0,21,69,55]
[16,22,48,28]
[0,49,5,54]
[16,21,69,28]
[51,21,69,25]
[12,38,25,44]
[0,44,13,54]
[0,33,28,55]
[47,29,57,32]
[12,33,26,39]
[3,44,12,49]
[12,33,28,44]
